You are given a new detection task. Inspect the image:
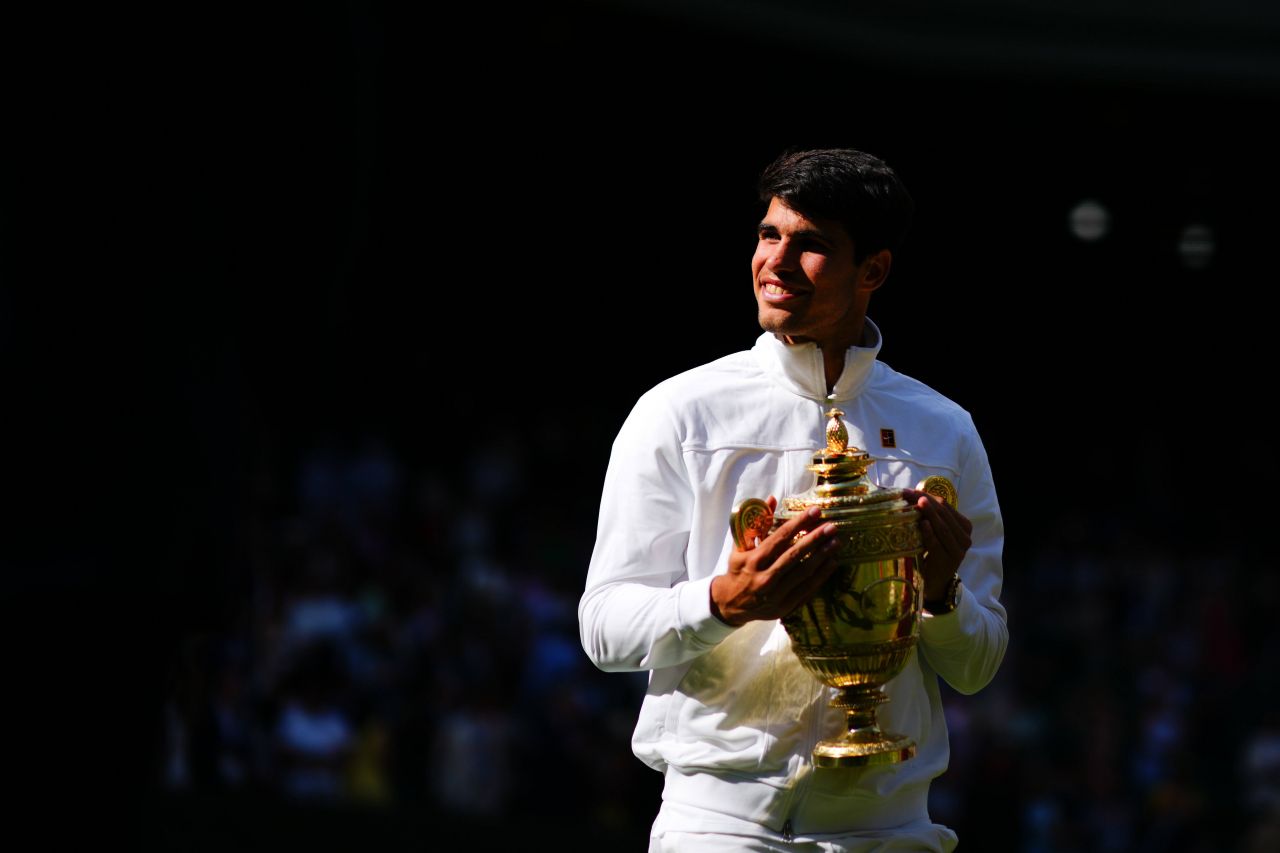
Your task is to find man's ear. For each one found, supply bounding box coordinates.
[856,249,892,294]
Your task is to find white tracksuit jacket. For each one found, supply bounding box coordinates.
[579,320,1007,845]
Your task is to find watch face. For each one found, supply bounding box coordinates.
[929,576,960,614]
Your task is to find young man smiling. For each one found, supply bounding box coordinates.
[580,148,1007,852]
[753,195,889,387]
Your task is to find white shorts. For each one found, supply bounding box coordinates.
[649,801,958,852]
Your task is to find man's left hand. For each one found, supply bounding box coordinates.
[901,488,973,603]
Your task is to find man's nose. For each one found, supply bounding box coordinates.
[765,239,797,271]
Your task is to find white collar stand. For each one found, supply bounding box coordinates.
[751,317,883,403]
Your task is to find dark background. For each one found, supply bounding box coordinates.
[7,1,1280,850]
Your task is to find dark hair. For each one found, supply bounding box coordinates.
[757,148,915,263]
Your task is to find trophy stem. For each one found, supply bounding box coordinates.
[813,685,916,768]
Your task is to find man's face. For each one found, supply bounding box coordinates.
[752,197,876,350]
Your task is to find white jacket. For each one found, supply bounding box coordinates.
[579,320,1007,840]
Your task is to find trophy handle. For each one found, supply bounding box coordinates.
[914,475,958,509]
[730,498,774,550]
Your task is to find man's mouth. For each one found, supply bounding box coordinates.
[760,280,806,302]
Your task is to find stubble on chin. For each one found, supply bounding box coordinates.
[757,310,817,348]
[756,305,793,338]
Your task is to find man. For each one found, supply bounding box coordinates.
[579,148,1007,851]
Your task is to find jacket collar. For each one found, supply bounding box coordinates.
[751,317,882,402]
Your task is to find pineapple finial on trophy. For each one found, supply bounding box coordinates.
[825,407,848,453]
[805,407,874,500]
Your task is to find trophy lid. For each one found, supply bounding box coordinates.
[778,407,908,519]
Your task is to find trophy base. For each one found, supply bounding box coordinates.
[813,732,917,768]
[813,683,917,767]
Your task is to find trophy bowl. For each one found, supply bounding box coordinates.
[730,408,955,767]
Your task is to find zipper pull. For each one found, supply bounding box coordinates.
[782,818,794,843]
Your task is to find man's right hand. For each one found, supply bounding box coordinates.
[710,497,841,626]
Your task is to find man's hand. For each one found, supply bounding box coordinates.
[711,497,841,627]
[901,488,973,603]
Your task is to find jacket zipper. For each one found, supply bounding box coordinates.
[781,686,825,844]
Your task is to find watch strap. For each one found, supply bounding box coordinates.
[925,574,961,615]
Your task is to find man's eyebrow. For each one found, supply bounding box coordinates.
[756,222,834,242]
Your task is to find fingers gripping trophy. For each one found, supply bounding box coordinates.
[730,407,957,767]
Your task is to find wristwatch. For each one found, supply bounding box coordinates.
[925,574,962,616]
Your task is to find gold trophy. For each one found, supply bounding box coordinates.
[730,408,956,767]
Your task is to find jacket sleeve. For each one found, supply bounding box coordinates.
[918,414,1008,694]
[578,391,739,673]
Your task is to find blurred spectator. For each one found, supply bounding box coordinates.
[272,642,355,802]
[430,694,515,816]
[346,713,394,806]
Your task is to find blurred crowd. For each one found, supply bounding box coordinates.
[153,424,1280,852]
